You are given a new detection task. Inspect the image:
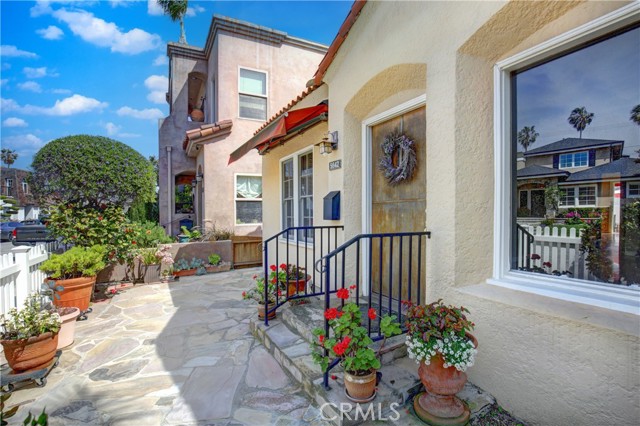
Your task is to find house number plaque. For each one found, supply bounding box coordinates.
[329,160,342,171]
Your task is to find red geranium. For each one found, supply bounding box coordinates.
[368,308,377,320]
[279,263,287,270]
[270,265,277,272]
[336,288,350,300]
[324,307,339,320]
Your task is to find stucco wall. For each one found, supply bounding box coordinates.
[320,1,638,424]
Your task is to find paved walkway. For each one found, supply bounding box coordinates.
[7,268,324,425]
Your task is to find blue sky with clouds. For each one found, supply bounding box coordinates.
[1,0,352,170]
[516,27,640,155]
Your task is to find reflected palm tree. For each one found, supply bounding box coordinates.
[517,125,539,152]
[158,0,188,44]
[567,107,594,139]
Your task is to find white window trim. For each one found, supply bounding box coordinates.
[559,151,588,168]
[238,66,268,121]
[558,184,597,207]
[234,172,262,226]
[628,182,640,198]
[491,3,640,315]
[279,148,314,244]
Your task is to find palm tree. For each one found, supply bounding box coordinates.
[517,125,539,152]
[1,149,18,168]
[630,104,640,126]
[158,0,188,44]
[567,107,594,138]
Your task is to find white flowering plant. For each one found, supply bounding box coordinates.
[0,294,61,341]
[403,299,477,372]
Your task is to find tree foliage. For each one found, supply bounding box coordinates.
[567,107,594,138]
[517,125,539,152]
[158,0,188,44]
[30,135,155,208]
[0,149,18,168]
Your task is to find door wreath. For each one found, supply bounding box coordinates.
[379,132,417,185]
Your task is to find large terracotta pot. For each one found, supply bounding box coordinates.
[190,108,204,122]
[344,370,377,402]
[173,268,196,277]
[52,276,96,312]
[414,334,478,426]
[57,307,81,349]
[257,303,276,320]
[286,274,311,297]
[1,332,59,373]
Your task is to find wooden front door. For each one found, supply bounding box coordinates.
[369,106,426,305]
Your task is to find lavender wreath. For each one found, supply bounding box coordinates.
[379,133,417,185]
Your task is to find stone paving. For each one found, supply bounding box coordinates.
[6,268,324,426]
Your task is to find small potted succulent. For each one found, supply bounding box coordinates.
[242,267,286,320]
[172,257,206,277]
[1,294,61,373]
[310,286,401,402]
[404,299,477,425]
[205,253,231,273]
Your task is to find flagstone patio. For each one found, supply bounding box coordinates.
[3,268,526,426]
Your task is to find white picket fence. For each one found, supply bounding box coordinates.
[0,242,60,316]
[524,226,591,280]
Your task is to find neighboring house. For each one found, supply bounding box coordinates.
[516,138,627,220]
[0,167,40,221]
[235,2,639,425]
[158,15,327,236]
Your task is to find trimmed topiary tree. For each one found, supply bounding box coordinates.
[30,135,155,208]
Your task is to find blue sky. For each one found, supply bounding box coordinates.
[0,0,352,170]
[516,27,640,155]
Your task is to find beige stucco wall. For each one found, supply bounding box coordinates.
[318,1,638,424]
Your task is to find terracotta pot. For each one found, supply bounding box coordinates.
[1,332,59,373]
[257,303,276,320]
[57,307,81,349]
[51,276,96,312]
[205,263,231,274]
[344,370,377,401]
[173,268,196,277]
[414,334,478,426]
[286,274,311,297]
[190,108,204,122]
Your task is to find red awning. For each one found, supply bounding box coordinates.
[228,104,328,164]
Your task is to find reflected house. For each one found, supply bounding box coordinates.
[158,16,327,236]
[0,166,40,221]
[232,1,639,425]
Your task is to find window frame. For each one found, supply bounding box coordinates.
[491,3,639,314]
[234,173,263,226]
[279,148,314,243]
[559,151,588,168]
[558,184,597,207]
[237,66,268,121]
[628,182,640,198]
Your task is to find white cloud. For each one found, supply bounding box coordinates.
[117,106,164,120]
[117,132,141,138]
[109,0,130,7]
[23,67,58,79]
[2,118,28,128]
[18,81,43,93]
[30,1,53,17]
[153,54,168,66]
[2,134,44,150]
[52,8,162,55]
[144,75,168,105]
[147,0,164,16]
[2,95,107,116]
[51,88,72,94]
[36,25,64,40]
[105,122,121,136]
[186,5,205,17]
[0,45,38,58]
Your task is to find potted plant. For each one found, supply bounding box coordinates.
[41,280,80,349]
[172,257,206,277]
[283,264,311,297]
[177,226,201,243]
[404,299,478,425]
[205,253,231,273]
[242,268,286,320]
[0,294,61,373]
[310,287,401,402]
[39,245,107,312]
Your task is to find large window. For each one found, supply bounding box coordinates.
[239,68,267,120]
[628,183,640,198]
[235,174,262,225]
[281,151,313,241]
[494,7,639,311]
[175,175,194,214]
[559,152,588,168]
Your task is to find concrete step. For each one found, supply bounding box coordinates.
[250,300,496,425]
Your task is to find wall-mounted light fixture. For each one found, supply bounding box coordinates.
[316,131,339,156]
[191,174,203,188]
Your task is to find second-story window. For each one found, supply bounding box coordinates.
[21,178,28,194]
[559,151,588,168]
[5,178,13,196]
[239,68,267,120]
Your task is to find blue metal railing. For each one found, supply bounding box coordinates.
[318,231,431,388]
[262,225,344,325]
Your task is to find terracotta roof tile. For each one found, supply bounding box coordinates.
[183,119,233,150]
[252,85,322,136]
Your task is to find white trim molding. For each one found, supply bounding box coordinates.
[492,4,640,315]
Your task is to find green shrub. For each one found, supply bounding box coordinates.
[40,246,107,279]
[208,253,221,266]
[0,294,61,340]
[135,221,173,247]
